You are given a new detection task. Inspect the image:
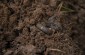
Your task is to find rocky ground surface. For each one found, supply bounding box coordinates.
[0,0,85,55]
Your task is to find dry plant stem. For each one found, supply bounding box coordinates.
[56,2,63,14]
[45,48,65,55]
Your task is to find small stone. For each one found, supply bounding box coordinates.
[36,23,53,35]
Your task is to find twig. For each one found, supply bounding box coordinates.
[45,48,65,55]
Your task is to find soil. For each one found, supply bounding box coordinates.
[0,0,85,55]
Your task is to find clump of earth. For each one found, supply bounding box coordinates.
[0,0,85,55]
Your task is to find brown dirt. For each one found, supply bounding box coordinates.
[0,0,85,55]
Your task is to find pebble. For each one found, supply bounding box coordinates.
[48,15,62,31]
[36,23,53,35]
